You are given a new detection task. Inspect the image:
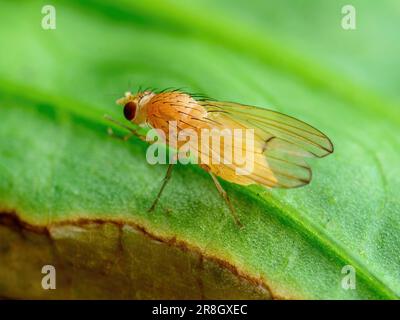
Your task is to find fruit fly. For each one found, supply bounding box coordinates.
[106,89,333,226]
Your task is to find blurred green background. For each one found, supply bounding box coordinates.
[0,0,400,299]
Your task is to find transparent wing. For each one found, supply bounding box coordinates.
[198,100,334,188]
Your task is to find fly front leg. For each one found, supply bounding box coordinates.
[107,127,135,141]
[104,114,147,142]
[148,164,174,212]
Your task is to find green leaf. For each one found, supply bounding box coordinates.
[0,0,399,299]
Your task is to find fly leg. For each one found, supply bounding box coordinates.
[104,114,146,142]
[148,164,174,212]
[207,170,243,228]
[105,114,171,212]
[107,127,135,141]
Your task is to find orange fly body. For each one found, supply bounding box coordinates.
[107,89,334,226]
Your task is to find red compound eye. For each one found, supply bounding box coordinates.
[123,101,136,120]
